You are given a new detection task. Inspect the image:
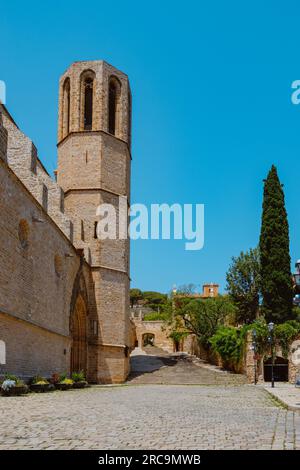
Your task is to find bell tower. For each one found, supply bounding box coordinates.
[57,60,131,383]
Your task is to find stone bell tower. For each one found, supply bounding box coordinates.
[57,61,131,383]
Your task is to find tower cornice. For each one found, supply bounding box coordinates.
[57,130,132,160]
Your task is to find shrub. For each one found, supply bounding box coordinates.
[275,321,300,358]
[168,330,189,343]
[4,373,18,382]
[143,312,169,321]
[59,378,73,385]
[209,327,245,369]
[58,372,67,382]
[71,371,86,383]
[4,373,24,386]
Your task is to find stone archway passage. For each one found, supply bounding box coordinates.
[143,333,155,347]
[70,295,87,374]
[264,356,288,382]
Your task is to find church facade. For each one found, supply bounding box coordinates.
[0,60,134,383]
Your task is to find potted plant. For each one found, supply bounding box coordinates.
[1,374,28,396]
[72,371,88,389]
[30,376,53,393]
[54,373,73,391]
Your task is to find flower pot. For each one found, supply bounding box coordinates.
[55,383,73,391]
[72,381,88,389]
[30,383,51,393]
[1,384,28,396]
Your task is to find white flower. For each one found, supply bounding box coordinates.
[1,379,16,391]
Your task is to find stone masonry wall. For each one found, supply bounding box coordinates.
[0,156,82,378]
[0,111,7,163]
[1,105,73,241]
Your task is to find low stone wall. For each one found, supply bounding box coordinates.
[134,320,174,352]
[244,332,300,384]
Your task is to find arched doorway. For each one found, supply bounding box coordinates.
[264,356,288,382]
[173,339,183,353]
[142,333,155,347]
[70,294,87,374]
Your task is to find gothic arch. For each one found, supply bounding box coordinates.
[80,70,96,131]
[108,76,122,137]
[62,77,70,138]
[70,269,89,374]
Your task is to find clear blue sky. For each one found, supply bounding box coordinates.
[1,1,300,293]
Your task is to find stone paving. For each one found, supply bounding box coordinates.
[0,350,299,450]
[128,348,247,385]
[264,383,300,412]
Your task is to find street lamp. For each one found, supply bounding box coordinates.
[252,329,258,385]
[268,322,275,388]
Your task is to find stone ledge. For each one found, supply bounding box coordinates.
[263,383,300,411]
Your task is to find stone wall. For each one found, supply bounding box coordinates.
[0,111,7,163]
[0,155,83,378]
[134,319,174,352]
[1,105,73,241]
[244,332,300,384]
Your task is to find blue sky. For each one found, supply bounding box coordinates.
[1,1,300,293]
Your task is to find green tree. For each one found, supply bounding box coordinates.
[178,296,237,349]
[176,283,197,295]
[142,291,168,310]
[129,288,143,307]
[226,248,260,324]
[259,165,293,323]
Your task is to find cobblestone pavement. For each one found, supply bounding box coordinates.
[0,384,299,450]
[1,351,299,450]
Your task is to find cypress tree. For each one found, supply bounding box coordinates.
[259,165,293,323]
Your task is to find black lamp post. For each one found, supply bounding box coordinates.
[252,329,257,385]
[268,322,275,388]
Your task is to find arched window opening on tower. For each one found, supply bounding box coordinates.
[62,78,70,138]
[84,77,93,130]
[108,77,121,136]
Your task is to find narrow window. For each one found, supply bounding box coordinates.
[62,78,70,137]
[108,77,121,136]
[94,221,98,239]
[84,77,93,130]
[31,144,37,174]
[108,81,117,135]
[60,188,64,213]
[42,184,48,212]
[81,220,85,241]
